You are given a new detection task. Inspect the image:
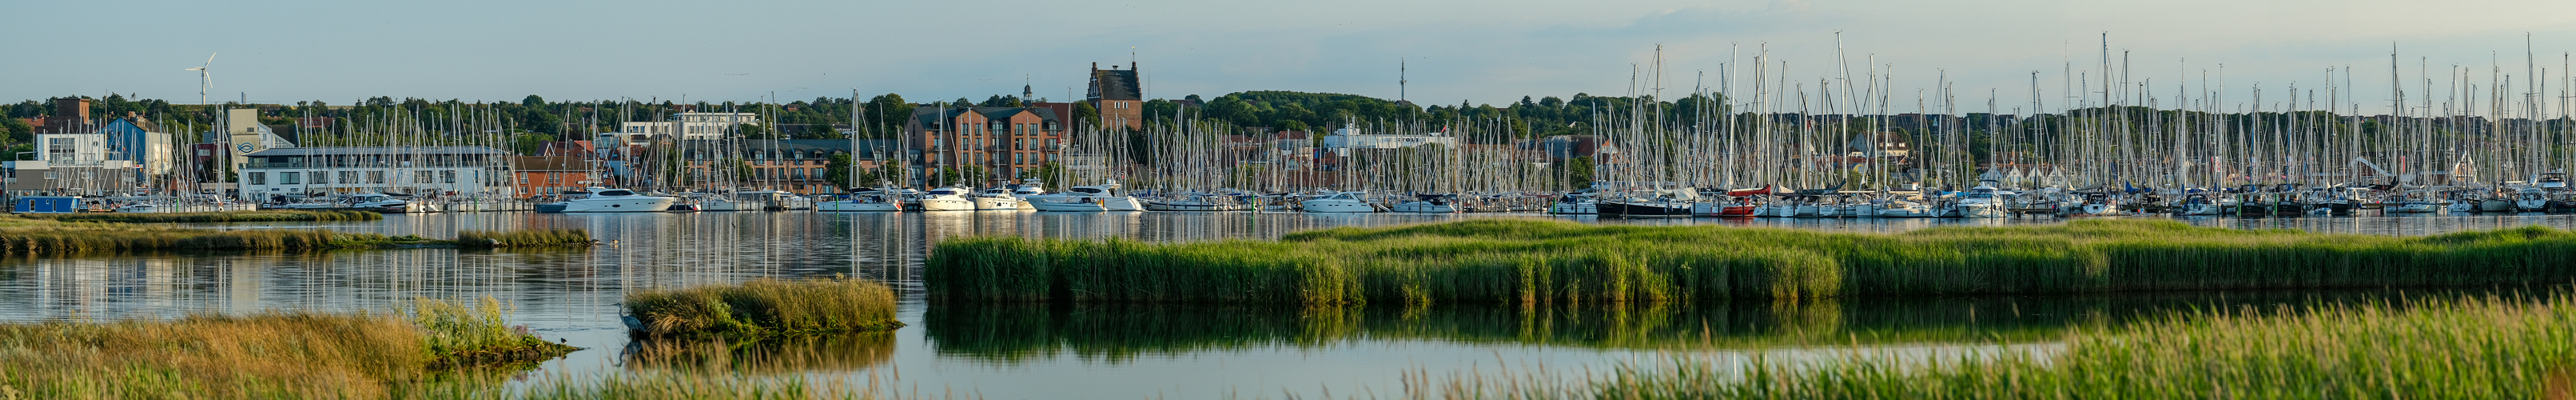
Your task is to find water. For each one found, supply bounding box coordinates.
[5,211,2574,398]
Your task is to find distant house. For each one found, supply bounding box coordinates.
[511,156,593,197]
[238,146,512,198]
[1088,62,1144,130]
[678,139,898,194]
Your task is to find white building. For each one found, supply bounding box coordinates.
[1320,125,1455,156]
[238,146,515,200]
[617,112,762,140]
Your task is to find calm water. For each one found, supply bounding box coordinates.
[4,211,2573,398]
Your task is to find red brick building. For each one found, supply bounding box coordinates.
[511,156,593,197]
[906,106,1067,187]
[1088,62,1142,130]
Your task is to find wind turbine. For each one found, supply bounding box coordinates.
[183,53,215,105]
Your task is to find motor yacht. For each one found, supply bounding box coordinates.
[538,187,678,213]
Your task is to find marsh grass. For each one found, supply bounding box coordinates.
[25,210,382,223]
[1517,292,2576,398]
[408,297,581,369]
[626,278,905,340]
[456,229,595,248]
[0,298,571,399]
[0,216,587,254]
[928,218,2576,305]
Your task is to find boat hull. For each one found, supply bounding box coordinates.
[1599,200,1691,218]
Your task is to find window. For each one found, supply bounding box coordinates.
[339,171,359,185]
[368,171,385,183]
[309,171,328,184]
[248,172,266,185]
[281,172,299,184]
[416,170,434,183]
[548,174,560,185]
[441,170,456,184]
[518,174,529,185]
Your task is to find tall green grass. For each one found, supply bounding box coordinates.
[0,298,573,399]
[457,229,595,248]
[1462,293,2576,398]
[625,278,905,340]
[927,219,2576,305]
[25,210,383,223]
[0,216,589,254]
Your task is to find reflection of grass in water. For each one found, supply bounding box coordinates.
[1452,291,2576,398]
[926,287,2561,364]
[623,333,897,374]
[929,219,2576,305]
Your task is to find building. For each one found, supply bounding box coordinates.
[1088,62,1142,130]
[510,156,594,197]
[216,108,295,168]
[5,98,144,196]
[905,106,1069,186]
[98,116,175,178]
[616,112,762,140]
[675,139,898,195]
[1320,124,1456,154]
[237,146,514,199]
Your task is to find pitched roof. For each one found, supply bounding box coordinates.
[1089,68,1141,101]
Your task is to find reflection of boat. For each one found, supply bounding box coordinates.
[539,187,679,213]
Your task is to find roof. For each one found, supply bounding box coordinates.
[910,106,1065,130]
[244,146,509,157]
[1089,68,1141,101]
[511,156,589,171]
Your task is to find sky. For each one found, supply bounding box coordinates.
[9,0,2576,115]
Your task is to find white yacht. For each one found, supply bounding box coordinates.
[818,190,902,212]
[539,187,678,213]
[2516,186,2550,212]
[344,193,415,213]
[1030,182,1145,212]
[972,188,1021,211]
[917,187,976,211]
[1300,191,1376,213]
[1957,185,2009,218]
[1387,194,1460,214]
[1547,193,1597,214]
[737,190,814,210]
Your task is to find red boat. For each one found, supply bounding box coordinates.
[1726,185,1776,197]
[1717,196,1760,217]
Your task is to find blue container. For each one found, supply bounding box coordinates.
[14,196,82,214]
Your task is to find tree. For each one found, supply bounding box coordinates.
[806,124,845,139]
[511,134,557,155]
[1564,156,1595,190]
[0,118,29,146]
[1034,162,1065,190]
[521,94,545,107]
[1073,102,1098,125]
[824,153,855,190]
[736,123,771,139]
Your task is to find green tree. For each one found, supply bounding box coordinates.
[0,118,30,146]
[736,123,770,139]
[825,153,855,190]
[510,134,557,155]
[1033,162,1065,190]
[1073,102,1098,125]
[1564,156,1595,190]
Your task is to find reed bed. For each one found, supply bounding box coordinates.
[1463,293,2576,398]
[625,278,906,340]
[0,217,590,254]
[456,229,595,248]
[24,210,382,223]
[0,298,572,399]
[926,218,2576,305]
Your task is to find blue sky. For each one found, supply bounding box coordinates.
[8,0,2576,114]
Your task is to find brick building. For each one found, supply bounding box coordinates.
[905,106,1067,187]
[1088,62,1142,130]
[510,156,593,197]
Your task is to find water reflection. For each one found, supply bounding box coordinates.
[622,333,898,373]
[922,286,2561,366]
